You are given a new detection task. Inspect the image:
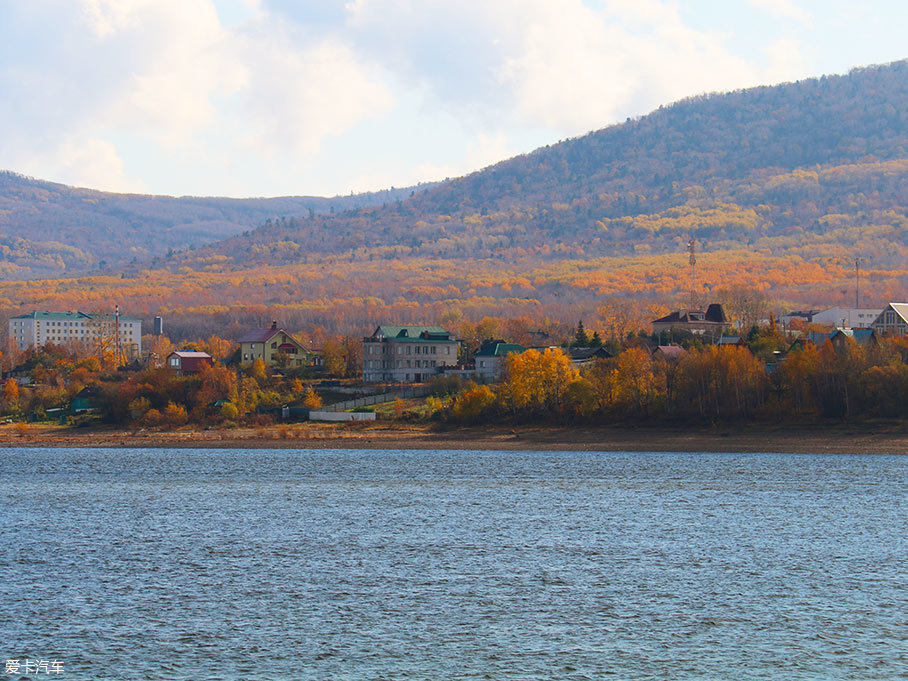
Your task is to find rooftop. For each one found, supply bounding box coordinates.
[11,310,142,322]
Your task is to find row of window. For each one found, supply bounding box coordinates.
[365,359,439,369]
[366,344,450,355]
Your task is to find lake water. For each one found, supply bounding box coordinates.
[0,448,905,680]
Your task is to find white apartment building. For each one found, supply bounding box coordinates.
[8,311,143,356]
[810,306,882,329]
[362,325,459,383]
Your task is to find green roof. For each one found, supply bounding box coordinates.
[474,342,526,357]
[370,325,456,342]
[11,311,142,322]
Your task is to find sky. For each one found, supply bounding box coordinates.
[1,0,906,198]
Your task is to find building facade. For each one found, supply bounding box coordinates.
[871,303,908,336]
[651,303,731,340]
[473,340,527,380]
[363,325,459,383]
[238,323,309,367]
[810,306,882,329]
[8,311,142,356]
[166,350,213,376]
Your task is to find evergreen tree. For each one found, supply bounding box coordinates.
[590,331,603,348]
[573,320,590,347]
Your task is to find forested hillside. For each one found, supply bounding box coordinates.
[0,172,427,279]
[4,61,908,340]
[189,60,908,268]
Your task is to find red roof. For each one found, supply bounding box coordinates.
[238,328,280,343]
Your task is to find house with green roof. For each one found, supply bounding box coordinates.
[9,310,143,356]
[362,325,459,383]
[473,340,527,380]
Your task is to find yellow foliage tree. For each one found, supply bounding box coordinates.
[502,347,579,415]
[302,387,322,410]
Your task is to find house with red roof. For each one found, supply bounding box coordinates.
[166,351,213,376]
[238,322,310,368]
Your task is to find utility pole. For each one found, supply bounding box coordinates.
[854,257,868,309]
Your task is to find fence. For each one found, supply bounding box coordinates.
[308,411,376,422]
[319,386,434,413]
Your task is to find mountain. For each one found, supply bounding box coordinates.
[187,60,908,268]
[0,171,430,279]
[4,60,908,339]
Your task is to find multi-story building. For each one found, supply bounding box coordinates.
[362,325,459,383]
[651,303,731,340]
[8,311,142,356]
[238,322,310,368]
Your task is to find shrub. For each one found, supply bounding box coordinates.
[220,402,239,420]
[163,402,189,427]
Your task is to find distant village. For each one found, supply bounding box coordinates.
[6,302,905,381]
[3,300,908,426]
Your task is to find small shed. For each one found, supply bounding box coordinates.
[167,350,213,376]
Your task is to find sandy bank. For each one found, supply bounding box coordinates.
[3,421,908,454]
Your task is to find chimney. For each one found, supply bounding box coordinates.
[271,320,277,329]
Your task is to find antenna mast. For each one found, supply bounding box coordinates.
[688,238,696,309]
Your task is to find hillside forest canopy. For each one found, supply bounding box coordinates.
[4,61,908,341]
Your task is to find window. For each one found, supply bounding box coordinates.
[415,346,420,354]
[407,346,411,355]
[431,346,436,354]
[170,357,180,367]
[446,347,451,355]
[397,360,401,368]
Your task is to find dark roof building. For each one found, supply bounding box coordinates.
[652,303,731,340]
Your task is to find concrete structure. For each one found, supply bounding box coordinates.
[166,350,213,376]
[811,306,882,329]
[238,322,309,368]
[651,304,731,340]
[871,304,908,336]
[362,325,459,383]
[8,311,142,356]
[473,340,527,380]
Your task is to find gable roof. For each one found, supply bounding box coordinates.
[877,303,908,326]
[653,345,687,359]
[567,346,613,361]
[238,328,281,343]
[474,340,526,357]
[169,351,212,359]
[652,303,728,325]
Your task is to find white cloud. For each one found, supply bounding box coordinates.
[0,0,819,195]
[232,18,395,157]
[342,0,807,135]
[748,0,813,27]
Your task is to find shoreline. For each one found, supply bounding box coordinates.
[3,422,908,454]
